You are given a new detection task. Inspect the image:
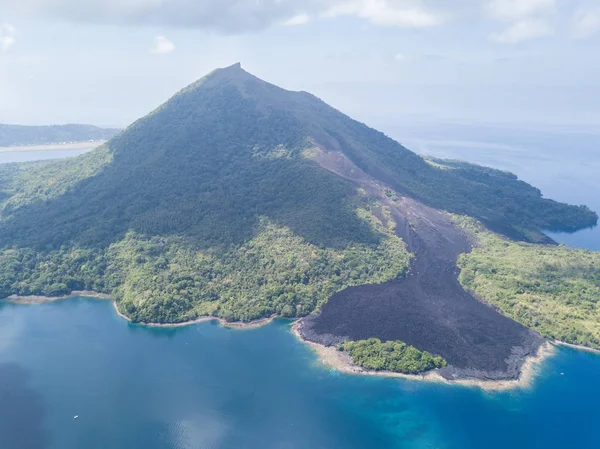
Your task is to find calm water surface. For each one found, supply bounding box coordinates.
[1,299,600,449]
[0,148,91,164]
[1,124,599,449]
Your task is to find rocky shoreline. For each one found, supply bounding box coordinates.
[1,292,568,390]
[4,292,276,330]
[293,319,555,390]
[297,193,550,383]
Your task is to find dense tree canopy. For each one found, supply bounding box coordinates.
[339,338,447,374]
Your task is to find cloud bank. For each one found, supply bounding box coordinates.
[1,0,598,44]
[0,23,16,52]
[572,8,600,39]
[0,0,449,32]
[486,0,555,21]
[490,18,553,44]
[151,35,175,54]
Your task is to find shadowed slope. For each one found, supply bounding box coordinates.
[0,65,380,250]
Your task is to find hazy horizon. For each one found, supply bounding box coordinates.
[1,1,599,128]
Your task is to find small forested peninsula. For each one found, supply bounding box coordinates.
[0,123,119,146]
[0,64,598,379]
[339,339,447,374]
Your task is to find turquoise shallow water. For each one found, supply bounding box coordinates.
[1,298,600,449]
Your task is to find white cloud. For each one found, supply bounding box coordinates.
[1,0,594,43]
[394,52,405,61]
[1,0,445,31]
[2,0,306,32]
[572,8,600,40]
[151,35,175,54]
[486,0,555,21]
[283,13,310,26]
[325,0,443,28]
[490,18,553,44]
[485,0,556,44]
[0,23,16,52]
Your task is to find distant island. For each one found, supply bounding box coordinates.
[0,123,120,147]
[1,64,598,385]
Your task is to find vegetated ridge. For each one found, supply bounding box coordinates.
[457,218,600,349]
[0,123,120,147]
[0,63,598,378]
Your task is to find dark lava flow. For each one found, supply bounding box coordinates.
[299,197,544,381]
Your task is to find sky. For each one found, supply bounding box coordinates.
[0,0,599,128]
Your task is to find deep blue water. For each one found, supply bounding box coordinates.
[1,298,600,449]
[1,123,600,449]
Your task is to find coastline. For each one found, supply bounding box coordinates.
[3,292,276,330]
[554,340,600,354]
[291,320,556,391]
[1,293,584,391]
[0,141,106,153]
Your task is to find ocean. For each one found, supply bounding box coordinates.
[0,147,91,164]
[383,121,600,250]
[1,123,599,449]
[1,300,599,449]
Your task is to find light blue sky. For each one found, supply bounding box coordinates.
[1,0,599,128]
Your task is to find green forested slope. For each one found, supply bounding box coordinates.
[457,219,600,348]
[0,213,409,323]
[0,63,596,323]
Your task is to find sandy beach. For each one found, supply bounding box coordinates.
[291,320,556,391]
[0,141,105,153]
[125,312,277,330]
[1,292,567,390]
[554,341,600,354]
[4,292,276,330]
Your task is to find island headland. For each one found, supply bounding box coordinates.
[1,63,598,388]
[294,154,545,382]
